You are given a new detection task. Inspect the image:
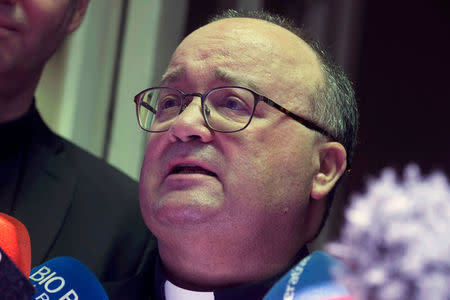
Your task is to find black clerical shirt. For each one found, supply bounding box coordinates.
[151,246,309,300]
[0,106,33,213]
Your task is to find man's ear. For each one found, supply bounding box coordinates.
[310,141,347,200]
[67,0,90,34]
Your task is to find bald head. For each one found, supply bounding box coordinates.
[163,17,324,116]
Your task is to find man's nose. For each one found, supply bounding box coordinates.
[168,96,213,143]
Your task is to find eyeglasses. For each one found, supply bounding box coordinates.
[133,86,334,139]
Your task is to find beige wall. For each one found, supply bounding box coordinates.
[36,0,188,180]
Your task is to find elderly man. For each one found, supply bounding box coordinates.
[134,10,358,300]
[0,0,151,292]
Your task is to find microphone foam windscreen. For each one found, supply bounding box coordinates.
[0,246,36,300]
[263,251,350,300]
[29,257,109,300]
[0,213,31,276]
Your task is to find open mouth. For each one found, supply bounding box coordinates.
[0,19,19,32]
[169,165,217,177]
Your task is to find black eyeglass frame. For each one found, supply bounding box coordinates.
[133,86,335,140]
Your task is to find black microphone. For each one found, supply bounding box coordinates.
[0,246,36,300]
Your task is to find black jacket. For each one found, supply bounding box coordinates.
[0,103,154,299]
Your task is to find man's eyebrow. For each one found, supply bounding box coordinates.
[159,67,262,93]
[214,69,262,93]
[160,67,184,86]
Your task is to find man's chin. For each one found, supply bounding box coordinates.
[150,191,224,227]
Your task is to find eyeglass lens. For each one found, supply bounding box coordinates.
[137,87,256,132]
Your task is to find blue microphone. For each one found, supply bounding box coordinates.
[29,257,109,300]
[263,251,350,300]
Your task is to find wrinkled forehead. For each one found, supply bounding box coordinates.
[163,18,323,108]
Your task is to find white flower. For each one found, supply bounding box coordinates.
[326,164,450,300]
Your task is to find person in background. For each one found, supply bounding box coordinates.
[131,9,358,300]
[0,0,152,296]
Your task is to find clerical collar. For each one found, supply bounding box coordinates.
[153,246,309,300]
[164,281,214,300]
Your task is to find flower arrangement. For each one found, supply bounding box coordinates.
[327,164,450,300]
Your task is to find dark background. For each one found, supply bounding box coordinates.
[182,0,450,243]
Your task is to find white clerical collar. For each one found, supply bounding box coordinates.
[164,280,215,300]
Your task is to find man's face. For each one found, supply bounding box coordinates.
[0,0,79,76]
[140,18,327,256]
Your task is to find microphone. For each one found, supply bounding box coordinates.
[29,257,109,300]
[326,164,450,300]
[0,246,36,300]
[263,251,352,300]
[0,213,35,299]
[0,212,31,276]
